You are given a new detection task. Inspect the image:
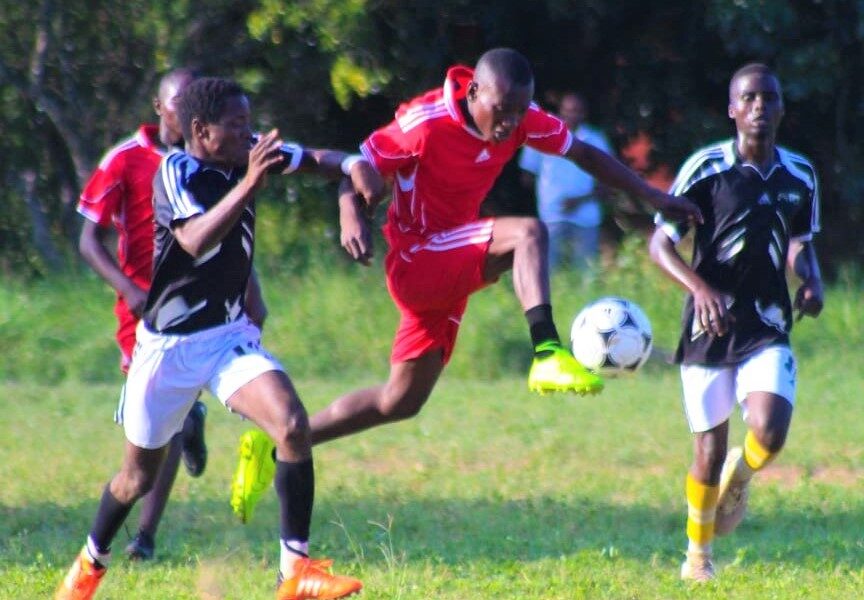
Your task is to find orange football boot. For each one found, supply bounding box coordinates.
[55,548,106,600]
[276,557,362,600]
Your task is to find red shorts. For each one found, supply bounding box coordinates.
[385,220,494,364]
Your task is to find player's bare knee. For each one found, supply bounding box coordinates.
[748,405,791,453]
[694,433,726,480]
[765,432,787,454]
[272,413,311,451]
[115,469,156,502]
[751,425,788,454]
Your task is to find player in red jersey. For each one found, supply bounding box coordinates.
[310,48,702,444]
[77,68,213,561]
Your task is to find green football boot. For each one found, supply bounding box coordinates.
[230,429,277,523]
[528,341,604,395]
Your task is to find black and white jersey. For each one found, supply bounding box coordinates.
[143,150,255,334]
[657,139,820,366]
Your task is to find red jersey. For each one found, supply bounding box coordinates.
[360,66,573,249]
[78,125,164,295]
[78,125,167,364]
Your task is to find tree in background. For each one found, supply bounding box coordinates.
[2,0,862,277]
[0,0,255,274]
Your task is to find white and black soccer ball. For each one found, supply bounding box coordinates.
[570,296,653,375]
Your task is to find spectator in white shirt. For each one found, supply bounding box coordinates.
[519,92,612,270]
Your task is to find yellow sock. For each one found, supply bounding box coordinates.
[742,430,776,473]
[685,472,719,552]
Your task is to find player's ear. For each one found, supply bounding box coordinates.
[727,103,734,120]
[191,117,207,142]
[467,81,478,101]
[153,96,163,117]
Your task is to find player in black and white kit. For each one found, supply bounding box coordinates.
[649,64,824,583]
[56,77,373,600]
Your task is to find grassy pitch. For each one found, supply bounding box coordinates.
[1,256,862,598]
[1,359,862,599]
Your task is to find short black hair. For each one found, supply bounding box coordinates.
[475,48,533,87]
[729,63,780,99]
[178,77,246,141]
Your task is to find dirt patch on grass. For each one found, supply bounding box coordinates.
[759,464,805,487]
[809,466,864,487]
[760,464,864,488]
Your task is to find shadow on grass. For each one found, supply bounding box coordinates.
[3,492,863,570]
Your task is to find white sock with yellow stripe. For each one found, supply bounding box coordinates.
[685,472,718,555]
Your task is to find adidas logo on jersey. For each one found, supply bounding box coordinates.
[757,193,772,206]
[475,148,491,163]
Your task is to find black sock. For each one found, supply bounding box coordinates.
[89,485,134,554]
[274,458,314,542]
[525,304,560,349]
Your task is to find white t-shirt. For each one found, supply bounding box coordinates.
[519,124,611,226]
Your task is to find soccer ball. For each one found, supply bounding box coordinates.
[570,296,653,375]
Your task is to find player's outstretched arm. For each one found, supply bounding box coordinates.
[79,219,148,316]
[347,158,386,209]
[297,148,348,177]
[293,150,385,209]
[338,177,373,266]
[649,228,731,337]
[788,239,824,320]
[565,139,702,224]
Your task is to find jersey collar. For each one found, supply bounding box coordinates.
[443,65,485,140]
[181,152,238,180]
[731,140,783,180]
[136,124,185,157]
[137,124,161,152]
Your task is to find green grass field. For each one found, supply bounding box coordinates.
[1,253,863,599]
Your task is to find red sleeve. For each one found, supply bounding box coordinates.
[359,115,422,177]
[77,152,125,227]
[522,104,573,156]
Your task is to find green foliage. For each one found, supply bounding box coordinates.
[247,0,391,119]
[330,54,391,108]
[0,0,257,275]
[253,176,345,273]
[2,0,864,275]
[249,0,368,52]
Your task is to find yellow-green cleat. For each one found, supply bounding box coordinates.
[230,429,276,524]
[528,341,604,395]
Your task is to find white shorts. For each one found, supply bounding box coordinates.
[680,345,796,433]
[117,317,284,449]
